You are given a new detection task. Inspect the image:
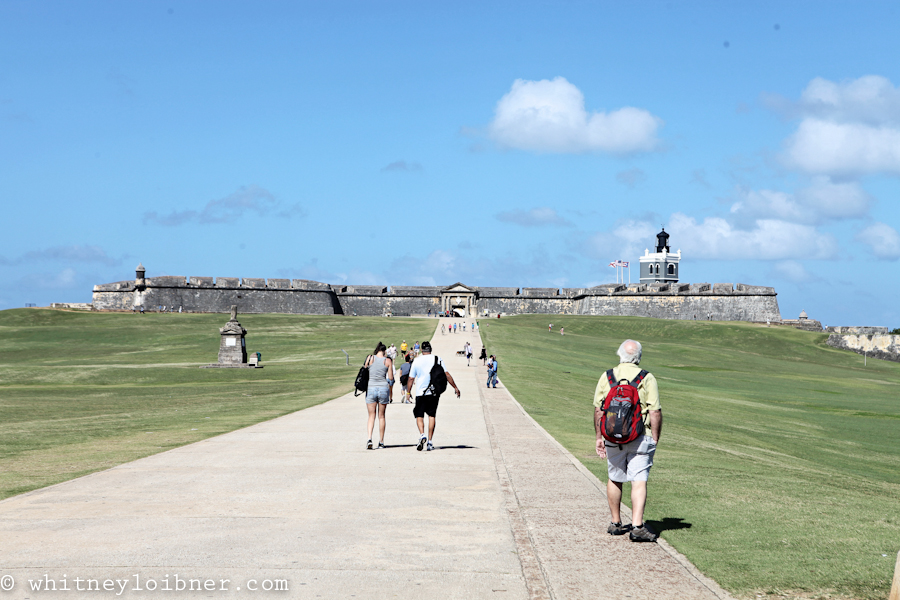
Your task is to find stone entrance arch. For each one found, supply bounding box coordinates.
[441,283,476,317]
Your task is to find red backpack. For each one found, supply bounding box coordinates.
[599,369,648,445]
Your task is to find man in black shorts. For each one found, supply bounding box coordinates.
[406,341,461,451]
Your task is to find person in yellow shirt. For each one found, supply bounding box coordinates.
[593,339,663,543]
[400,340,408,357]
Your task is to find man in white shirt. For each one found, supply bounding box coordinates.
[406,341,461,451]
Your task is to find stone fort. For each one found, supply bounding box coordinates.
[92,230,782,322]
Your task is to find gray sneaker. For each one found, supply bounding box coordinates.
[426,441,434,451]
[366,439,373,450]
[629,524,658,542]
[416,436,427,451]
[607,522,633,536]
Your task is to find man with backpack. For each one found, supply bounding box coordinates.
[406,340,461,451]
[593,339,663,543]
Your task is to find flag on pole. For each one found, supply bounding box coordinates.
[608,261,617,268]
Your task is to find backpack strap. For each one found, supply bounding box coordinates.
[605,369,616,386]
[631,369,649,386]
[425,356,439,395]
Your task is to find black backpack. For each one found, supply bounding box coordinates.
[426,356,448,396]
[354,356,371,397]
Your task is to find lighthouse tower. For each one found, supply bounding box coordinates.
[639,227,681,284]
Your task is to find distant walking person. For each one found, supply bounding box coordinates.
[406,341,461,451]
[594,339,662,542]
[441,324,446,335]
[465,341,473,366]
[363,342,394,449]
[400,340,408,357]
[486,355,498,388]
[560,327,564,336]
[480,346,487,365]
[398,354,413,403]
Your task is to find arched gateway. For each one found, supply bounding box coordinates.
[441,283,476,317]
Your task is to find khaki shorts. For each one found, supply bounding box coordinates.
[606,435,657,482]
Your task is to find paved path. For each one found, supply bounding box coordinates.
[0,318,731,600]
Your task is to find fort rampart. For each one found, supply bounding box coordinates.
[93,275,781,322]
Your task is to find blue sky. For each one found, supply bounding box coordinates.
[2,1,899,327]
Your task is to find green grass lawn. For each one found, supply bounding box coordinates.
[0,309,436,500]
[480,315,900,600]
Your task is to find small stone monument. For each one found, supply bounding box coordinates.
[202,306,259,368]
[218,305,247,364]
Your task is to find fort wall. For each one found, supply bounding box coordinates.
[93,277,339,315]
[334,286,443,316]
[574,283,781,322]
[92,276,781,322]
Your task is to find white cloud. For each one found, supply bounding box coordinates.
[0,244,119,266]
[795,177,871,220]
[796,75,900,125]
[583,220,658,260]
[488,77,661,154]
[774,76,900,176]
[496,207,571,227]
[616,168,647,188]
[856,222,900,260]
[144,185,305,226]
[584,213,837,261]
[729,178,870,226]
[769,260,821,284]
[783,119,900,176]
[670,213,838,260]
[381,160,423,173]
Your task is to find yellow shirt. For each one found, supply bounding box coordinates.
[593,362,661,428]
[400,343,408,352]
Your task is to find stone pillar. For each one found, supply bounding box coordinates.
[218,305,247,365]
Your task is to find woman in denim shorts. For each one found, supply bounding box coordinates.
[364,342,394,449]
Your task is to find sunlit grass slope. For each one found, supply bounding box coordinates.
[0,309,436,500]
[480,315,899,600]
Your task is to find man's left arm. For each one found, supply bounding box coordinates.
[649,410,662,443]
[642,373,662,443]
[445,371,461,398]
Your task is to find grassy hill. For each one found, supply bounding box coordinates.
[0,309,436,500]
[480,315,899,600]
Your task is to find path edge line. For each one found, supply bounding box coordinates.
[479,381,553,600]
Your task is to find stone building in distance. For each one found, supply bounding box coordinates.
[92,230,782,322]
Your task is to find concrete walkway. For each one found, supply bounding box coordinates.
[0,318,731,600]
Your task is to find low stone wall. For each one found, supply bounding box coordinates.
[826,334,900,362]
[826,326,889,335]
[50,303,94,310]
